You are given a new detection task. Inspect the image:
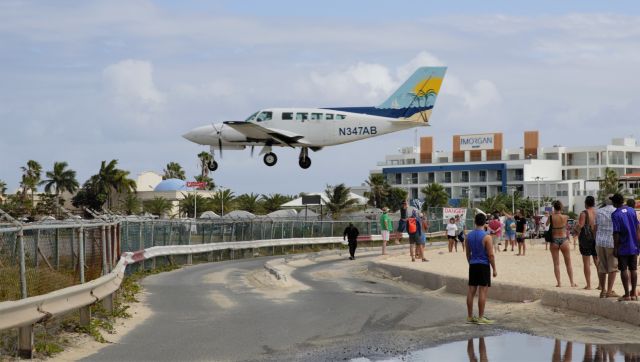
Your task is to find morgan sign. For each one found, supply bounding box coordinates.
[459,134,495,151]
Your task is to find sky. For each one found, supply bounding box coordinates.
[1,0,639,196]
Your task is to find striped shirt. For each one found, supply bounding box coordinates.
[595,205,615,248]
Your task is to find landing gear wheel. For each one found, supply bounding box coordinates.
[207,160,218,172]
[263,152,278,166]
[298,157,311,169]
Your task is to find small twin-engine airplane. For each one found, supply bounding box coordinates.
[182,66,446,171]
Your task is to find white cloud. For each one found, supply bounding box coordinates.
[103,59,165,125]
[309,62,396,105]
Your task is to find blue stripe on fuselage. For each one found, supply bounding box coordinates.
[322,106,433,119]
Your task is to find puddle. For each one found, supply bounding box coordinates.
[351,333,640,361]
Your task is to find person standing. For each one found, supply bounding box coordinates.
[487,213,502,254]
[466,213,497,325]
[379,207,393,255]
[611,193,640,301]
[407,210,422,262]
[446,217,459,252]
[594,196,619,298]
[504,213,516,252]
[343,222,360,260]
[575,196,598,290]
[417,212,429,261]
[546,201,577,288]
[515,210,528,256]
[541,211,550,250]
[455,215,466,252]
[395,200,408,245]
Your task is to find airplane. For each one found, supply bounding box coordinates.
[182,66,446,171]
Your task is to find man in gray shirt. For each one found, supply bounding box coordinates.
[595,197,619,298]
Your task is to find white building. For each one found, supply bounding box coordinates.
[372,132,640,213]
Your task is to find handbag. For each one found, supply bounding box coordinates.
[544,215,553,242]
[578,211,595,245]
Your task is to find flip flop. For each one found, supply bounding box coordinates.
[618,296,631,302]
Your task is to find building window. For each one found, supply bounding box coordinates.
[428,172,435,183]
[509,154,520,160]
[411,188,419,200]
[444,172,451,183]
[479,186,487,198]
[411,173,418,184]
[479,171,487,182]
[496,170,502,181]
[515,169,523,181]
[395,173,402,185]
[445,187,452,198]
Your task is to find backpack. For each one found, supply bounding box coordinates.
[579,211,595,244]
[407,217,417,234]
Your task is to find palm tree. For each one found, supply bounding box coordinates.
[197,152,212,178]
[478,194,509,214]
[40,162,79,214]
[421,183,449,208]
[144,197,174,217]
[364,174,388,208]
[163,162,186,180]
[598,167,622,203]
[325,183,359,219]
[179,193,212,218]
[261,193,295,213]
[119,193,141,215]
[0,179,6,204]
[211,189,236,215]
[194,175,215,190]
[235,193,262,213]
[89,160,136,209]
[20,160,42,204]
[385,187,408,212]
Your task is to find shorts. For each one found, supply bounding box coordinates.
[417,234,427,245]
[381,230,390,241]
[409,233,419,244]
[491,235,500,246]
[579,239,597,257]
[617,254,638,272]
[505,232,515,241]
[447,235,457,242]
[457,232,465,243]
[469,264,491,287]
[516,232,525,243]
[596,246,618,274]
[397,220,407,233]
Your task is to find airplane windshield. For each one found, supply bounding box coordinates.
[244,112,258,122]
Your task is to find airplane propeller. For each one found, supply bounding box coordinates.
[212,122,223,158]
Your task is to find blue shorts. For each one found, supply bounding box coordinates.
[397,220,406,232]
[505,232,515,240]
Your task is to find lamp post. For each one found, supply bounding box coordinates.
[508,186,518,215]
[534,176,545,215]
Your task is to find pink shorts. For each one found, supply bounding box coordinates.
[381,230,390,241]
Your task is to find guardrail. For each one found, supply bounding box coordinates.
[0,215,446,358]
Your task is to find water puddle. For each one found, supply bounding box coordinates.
[352,333,640,361]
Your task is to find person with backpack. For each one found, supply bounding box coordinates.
[343,222,360,260]
[407,209,422,262]
[575,196,599,290]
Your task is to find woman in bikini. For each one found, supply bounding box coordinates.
[546,200,577,288]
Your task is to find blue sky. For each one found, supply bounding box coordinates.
[1,1,639,195]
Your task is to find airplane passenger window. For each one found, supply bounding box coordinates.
[282,112,293,120]
[296,113,308,121]
[336,114,346,120]
[325,114,334,120]
[311,113,322,120]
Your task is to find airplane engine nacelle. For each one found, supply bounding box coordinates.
[220,127,247,142]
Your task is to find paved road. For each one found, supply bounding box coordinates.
[85,253,490,361]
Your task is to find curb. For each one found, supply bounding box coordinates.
[372,261,640,326]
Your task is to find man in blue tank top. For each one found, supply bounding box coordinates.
[465,213,497,325]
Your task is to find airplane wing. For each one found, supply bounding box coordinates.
[224,121,310,147]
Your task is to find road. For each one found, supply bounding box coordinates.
[84,252,493,361]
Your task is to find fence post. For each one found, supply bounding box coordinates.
[101,226,108,276]
[54,228,60,270]
[77,226,91,327]
[106,224,112,272]
[18,229,27,298]
[34,230,39,268]
[186,221,193,265]
[151,220,156,270]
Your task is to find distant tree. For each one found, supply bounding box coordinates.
[163,162,186,180]
[179,193,212,218]
[35,193,59,217]
[0,179,6,203]
[235,193,262,213]
[194,175,215,190]
[261,193,294,213]
[72,160,135,211]
[211,189,236,215]
[4,194,32,219]
[143,197,173,217]
[364,174,388,209]
[598,167,622,203]
[119,193,141,215]
[40,161,79,215]
[324,183,358,219]
[477,195,509,214]
[384,187,408,212]
[421,183,449,208]
[20,160,42,204]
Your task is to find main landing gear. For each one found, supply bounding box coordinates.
[207,148,218,171]
[263,152,278,166]
[298,147,311,169]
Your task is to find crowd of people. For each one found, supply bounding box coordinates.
[342,193,640,323]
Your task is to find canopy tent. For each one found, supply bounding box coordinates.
[200,210,220,219]
[225,210,256,219]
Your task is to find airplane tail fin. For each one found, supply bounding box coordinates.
[377,66,447,123]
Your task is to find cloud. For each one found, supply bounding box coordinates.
[103,59,165,125]
[309,62,396,105]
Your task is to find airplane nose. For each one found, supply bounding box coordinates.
[182,125,213,144]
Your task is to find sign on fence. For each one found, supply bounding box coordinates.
[186,181,207,189]
[443,208,467,224]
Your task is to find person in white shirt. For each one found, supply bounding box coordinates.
[446,217,459,252]
[540,211,550,250]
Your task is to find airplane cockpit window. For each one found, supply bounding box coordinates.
[282,112,293,120]
[325,113,334,120]
[256,111,272,122]
[244,112,258,122]
[310,113,322,120]
[336,114,346,120]
[296,113,308,122]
